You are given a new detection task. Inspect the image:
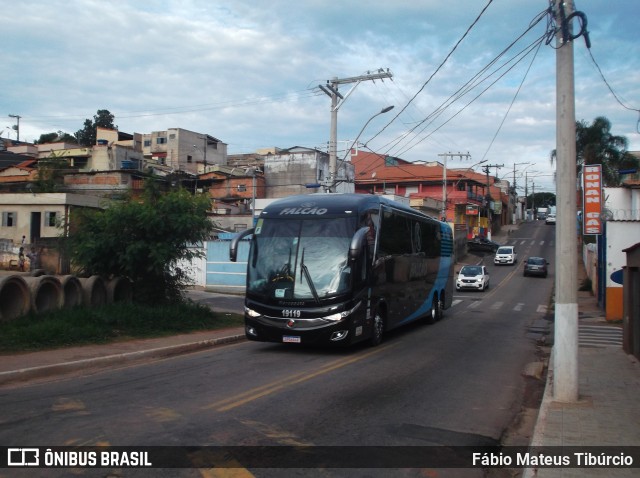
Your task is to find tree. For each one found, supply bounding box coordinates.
[66,181,214,304]
[35,131,77,145]
[33,158,72,192]
[550,116,639,186]
[74,109,117,146]
[526,192,556,209]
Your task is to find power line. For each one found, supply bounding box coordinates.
[366,0,496,146]
[391,32,548,158]
[586,49,640,134]
[367,8,549,159]
[479,34,545,162]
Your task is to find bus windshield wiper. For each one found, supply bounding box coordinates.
[300,248,320,304]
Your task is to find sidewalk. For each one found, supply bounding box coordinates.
[473,223,640,476]
[1,225,639,477]
[522,254,640,477]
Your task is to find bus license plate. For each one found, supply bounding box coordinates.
[283,336,301,343]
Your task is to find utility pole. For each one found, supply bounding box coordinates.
[319,69,393,192]
[438,152,471,221]
[8,114,21,142]
[513,162,529,224]
[532,182,536,215]
[554,0,579,402]
[481,163,503,239]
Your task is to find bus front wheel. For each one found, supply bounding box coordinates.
[370,311,384,346]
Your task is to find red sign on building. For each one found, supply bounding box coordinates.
[466,204,479,216]
[583,164,603,235]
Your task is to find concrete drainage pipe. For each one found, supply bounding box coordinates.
[22,275,64,314]
[107,277,133,303]
[78,276,108,307]
[0,275,31,321]
[59,275,84,309]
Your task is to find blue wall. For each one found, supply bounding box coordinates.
[205,239,249,293]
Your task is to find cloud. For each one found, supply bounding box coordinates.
[2,0,639,194]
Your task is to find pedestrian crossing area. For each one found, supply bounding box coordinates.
[451,298,548,315]
[449,299,623,348]
[579,324,623,348]
[501,238,555,247]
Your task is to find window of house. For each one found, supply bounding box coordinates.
[169,134,176,140]
[385,156,399,166]
[187,155,193,163]
[237,184,247,192]
[1,211,16,227]
[144,139,151,147]
[45,211,58,227]
[156,137,167,144]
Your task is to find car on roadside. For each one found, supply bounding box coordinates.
[494,246,517,265]
[456,265,490,292]
[467,237,501,253]
[523,256,549,277]
[545,213,556,225]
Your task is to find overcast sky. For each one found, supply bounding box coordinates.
[3,0,639,194]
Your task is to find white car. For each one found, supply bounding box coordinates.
[456,265,490,291]
[545,214,556,225]
[494,246,517,265]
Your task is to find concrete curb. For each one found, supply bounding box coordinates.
[522,348,555,478]
[0,334,246,386]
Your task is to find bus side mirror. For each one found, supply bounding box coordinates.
[349,227,370,262]
[229,228,254,262]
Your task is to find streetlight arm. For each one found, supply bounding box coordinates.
[341,105,394,162]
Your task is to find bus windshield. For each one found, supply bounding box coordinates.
[247,216,357,301]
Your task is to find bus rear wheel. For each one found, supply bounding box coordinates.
[426,295,440,325]
[370,311,384,346]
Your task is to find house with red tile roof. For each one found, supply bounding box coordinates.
[351,150,510,239]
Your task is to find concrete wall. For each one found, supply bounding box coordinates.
[603,187,640,321]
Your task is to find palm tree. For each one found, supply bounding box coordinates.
[550,116,639,186]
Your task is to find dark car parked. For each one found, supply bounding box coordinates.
[467,237,501,253]
[523,257,549,277]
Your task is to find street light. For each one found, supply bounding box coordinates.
[328,105,394,192]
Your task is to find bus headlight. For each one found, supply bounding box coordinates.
[322,301,361,322]
[245,307,261,318]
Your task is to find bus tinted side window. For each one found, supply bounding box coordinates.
[378,209,412,256]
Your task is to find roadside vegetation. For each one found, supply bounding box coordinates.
[0,175,241,354]
[0,301,243,353]
[66,180,214,305]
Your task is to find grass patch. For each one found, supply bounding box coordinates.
[0,301,244,353]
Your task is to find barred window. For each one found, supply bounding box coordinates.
[1,211,16,227]
[45,211,58,227]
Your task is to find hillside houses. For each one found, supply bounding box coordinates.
[0,125,515,248]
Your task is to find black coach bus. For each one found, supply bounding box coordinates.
[230,193,454,346]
